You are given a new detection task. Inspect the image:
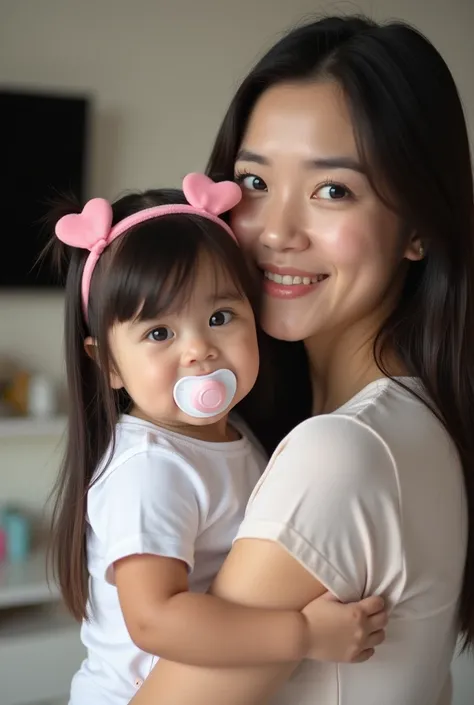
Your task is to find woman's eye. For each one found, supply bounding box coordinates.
[209,310,233,327]
[147,326,174,342]
[236,173,268,192]
[314,183,351,200]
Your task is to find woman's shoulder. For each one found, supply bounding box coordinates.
[275,378,393,457]
[257,376,459,502]
[283,376,446,454]
[271,410,394,494]
[241,377,462,566]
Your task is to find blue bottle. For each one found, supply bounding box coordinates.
[4,509,30,563]
[0,506,6,562]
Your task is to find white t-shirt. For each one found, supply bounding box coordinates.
[236,378,467,705]
[69,414,267,705]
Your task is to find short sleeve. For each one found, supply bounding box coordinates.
[87,450,201,584]
[235,416,402,602]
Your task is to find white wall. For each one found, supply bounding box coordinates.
[1,1,473,701]
[0,0,473,390]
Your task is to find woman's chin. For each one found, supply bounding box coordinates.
[260,314,306,342]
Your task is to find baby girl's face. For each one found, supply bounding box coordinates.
[106,254,260,438]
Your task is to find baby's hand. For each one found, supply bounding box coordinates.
[302,592,387,663]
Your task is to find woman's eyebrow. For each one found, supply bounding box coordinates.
[304,156,366,174]
[236,149,269,165]
[236,149,365,174]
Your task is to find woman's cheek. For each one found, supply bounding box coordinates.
[230,200,264,249]
[316,222,370,267]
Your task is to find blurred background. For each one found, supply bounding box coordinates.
[0,1,472,703]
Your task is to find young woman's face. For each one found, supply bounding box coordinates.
[231,81,422,343]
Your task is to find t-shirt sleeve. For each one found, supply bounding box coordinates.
[87,450,201,585]
[235,415,402,602]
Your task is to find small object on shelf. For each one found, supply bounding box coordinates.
[2,369,30,416]
[2,508,31,564]
[27,373,57,418]
[0,506,6,562]
[0,526,6,563]
[1,363,58,419]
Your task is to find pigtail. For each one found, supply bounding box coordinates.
[44,197,114,621]
[37,192,82,282]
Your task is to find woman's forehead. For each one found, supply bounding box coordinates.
[238,81,358,164]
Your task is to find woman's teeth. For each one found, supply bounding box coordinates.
[264,271,327,286]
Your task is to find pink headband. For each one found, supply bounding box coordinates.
[55,173,242,320]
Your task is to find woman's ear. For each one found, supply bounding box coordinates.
[84,336,124,390]
[404,232,426,262]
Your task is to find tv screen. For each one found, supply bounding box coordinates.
[1,88,90,288]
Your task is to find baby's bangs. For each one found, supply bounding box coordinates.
[105,215,247,325]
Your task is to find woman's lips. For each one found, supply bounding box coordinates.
[261,267,329,299]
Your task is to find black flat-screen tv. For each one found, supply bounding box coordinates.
[1,88,90,288]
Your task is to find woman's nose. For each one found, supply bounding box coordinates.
[259,200,311,253]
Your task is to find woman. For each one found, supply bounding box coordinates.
[131,15,473,705]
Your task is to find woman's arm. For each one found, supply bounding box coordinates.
[116,550,384,669]
[130,539,383,705]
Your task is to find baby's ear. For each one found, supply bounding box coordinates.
[84,336,97,362]
[108,365,124,390]
[84,336,123,389]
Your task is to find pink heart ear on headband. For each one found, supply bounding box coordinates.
[55,198,113,251]
[183,173,242,216]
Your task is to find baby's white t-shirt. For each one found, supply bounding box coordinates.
[69,414,267,705]
[236,378,467,705]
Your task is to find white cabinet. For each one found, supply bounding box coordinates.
[0,417,84,704]
[452,648,474,705]
[0,552,84,705]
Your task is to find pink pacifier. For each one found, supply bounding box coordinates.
[173,369,237,418]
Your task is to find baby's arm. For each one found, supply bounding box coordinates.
[115,551,385,668]
[97,447,385,669]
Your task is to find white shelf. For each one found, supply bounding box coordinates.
[0,550,59,609]
[0,415,66,438]
[0,554,84,705]
[0,603,84,705]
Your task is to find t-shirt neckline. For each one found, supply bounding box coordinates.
[119,413,250,452]
[332,375,420,414]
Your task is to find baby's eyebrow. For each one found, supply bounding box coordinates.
[208,291,244,304]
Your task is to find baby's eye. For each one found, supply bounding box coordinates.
[209,310,233,327]
[147,326,174,342]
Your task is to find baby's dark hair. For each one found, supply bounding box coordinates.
[47,187,273,621]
